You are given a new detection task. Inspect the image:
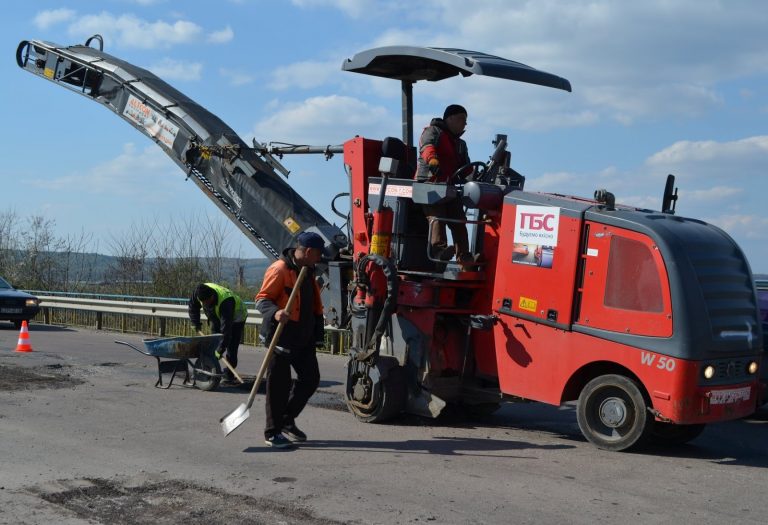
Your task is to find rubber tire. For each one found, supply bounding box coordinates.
[576,374,651,451]
[650,422,706,446]
[346,363,407,423]
[191,354,221,391]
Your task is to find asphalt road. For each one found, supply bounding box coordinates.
[1,322,767,524]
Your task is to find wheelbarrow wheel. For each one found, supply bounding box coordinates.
[191,353,221,391]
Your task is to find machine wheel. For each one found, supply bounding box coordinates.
[346,360,407,423]
[191,354,221,391]
[13,320,24,330]
[576,374,651,451]
[650,422,705,446]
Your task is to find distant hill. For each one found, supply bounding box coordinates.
[3,250,271,287]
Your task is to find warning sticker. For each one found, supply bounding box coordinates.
[123,94,179,149]
[283,217,301,233]
[519,296,538,313]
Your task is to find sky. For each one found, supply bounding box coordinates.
[1,1,767,271]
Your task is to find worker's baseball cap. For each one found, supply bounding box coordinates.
[443,104,467,119]
[296,231,325,249]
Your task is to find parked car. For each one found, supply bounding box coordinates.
[0,276,40,329]
[756,279,768,406]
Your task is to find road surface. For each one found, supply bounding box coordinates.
[1,323,767,524]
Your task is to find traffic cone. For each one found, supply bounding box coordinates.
[15,321,33,353]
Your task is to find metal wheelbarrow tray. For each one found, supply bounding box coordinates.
[115,335,223,391]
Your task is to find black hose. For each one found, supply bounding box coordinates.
[353,253,399,362]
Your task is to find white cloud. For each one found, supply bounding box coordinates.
[704,214,768,241]
[29,144,178,200]
[67,13,203,49]
[290,0,379,18]
[220,67,255,87]
[270,60,340,90]
[646,136,768,181]
[525,171,577,192]
[149,58,203,81]
[683,186,743,203]
[252,95,397,145]
[207,26,234,44]
[33,8,76,29]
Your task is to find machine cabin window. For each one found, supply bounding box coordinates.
[604,235,663,313]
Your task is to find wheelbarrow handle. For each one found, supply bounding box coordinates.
[245,266,309,410]
[114,340,152,357]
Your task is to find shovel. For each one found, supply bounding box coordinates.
[220,266,308,436]
[197,330,244,384]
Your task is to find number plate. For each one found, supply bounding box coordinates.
[0,307,22,314]
[710,386,751,405]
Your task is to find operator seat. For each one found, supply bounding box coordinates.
[379,137,432,271]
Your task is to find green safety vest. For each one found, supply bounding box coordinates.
[202,283,248,323]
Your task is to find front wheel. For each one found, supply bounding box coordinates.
[191,354,221,391]
[576,374,651,451]
[346,358,407,423]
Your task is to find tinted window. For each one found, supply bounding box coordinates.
[0,277,11,289]
[604,236,663,312]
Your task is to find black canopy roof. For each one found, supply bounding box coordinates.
[342,46,571,92]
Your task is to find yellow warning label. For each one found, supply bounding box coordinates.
[283,217,300,234]
[44,68,55,79]
[370,234,391,256]
[519,296,538,313]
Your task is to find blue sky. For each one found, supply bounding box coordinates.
[2,1,767,270]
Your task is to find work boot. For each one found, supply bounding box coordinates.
[264,433,294,448]
[433,244,456,262]
[457,252,480,272]
[221,369,236,384]
[282,424,307,442]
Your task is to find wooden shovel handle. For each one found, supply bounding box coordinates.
[245,266,309,409]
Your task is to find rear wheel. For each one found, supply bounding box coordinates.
[191,354,221,391]
[346,358,407,423]
[576,374,651,451]
[650,422,705,446]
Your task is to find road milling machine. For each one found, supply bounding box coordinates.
[17,36,765,450]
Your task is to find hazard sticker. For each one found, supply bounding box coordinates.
[283,217,301,233]
[519,296,537,313]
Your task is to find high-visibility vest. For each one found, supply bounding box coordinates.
[202,282,248,323]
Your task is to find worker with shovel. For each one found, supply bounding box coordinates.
[188,283,248,384]
[254,231,326,448]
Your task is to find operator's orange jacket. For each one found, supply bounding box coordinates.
[255,257,323,322]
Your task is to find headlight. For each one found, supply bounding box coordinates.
[703,365,716,379]
[747,361,758,375]
[25,298,38,307]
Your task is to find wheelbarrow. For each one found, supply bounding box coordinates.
[114,335,223,391]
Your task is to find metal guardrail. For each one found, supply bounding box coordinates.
[36,295,262,325]
[33,295,349,354]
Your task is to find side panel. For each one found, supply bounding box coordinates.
[492,201,583,327]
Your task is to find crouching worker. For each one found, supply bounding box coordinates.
[255,231,326,448]
[188,283,248,383]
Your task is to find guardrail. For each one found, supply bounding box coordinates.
[34,295,349,354]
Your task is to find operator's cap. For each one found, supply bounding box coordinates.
[296,231,326,249]
[443,104,467,119]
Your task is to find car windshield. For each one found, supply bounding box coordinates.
[0,277,12,289]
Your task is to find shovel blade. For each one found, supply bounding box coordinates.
[220,403,250,436]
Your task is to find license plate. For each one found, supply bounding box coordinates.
[0,307,22,314]
[710,386,751,405]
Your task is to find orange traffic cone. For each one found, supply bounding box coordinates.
[15,320,33,353]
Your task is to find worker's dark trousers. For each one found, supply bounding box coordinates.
[264,347,320,438]
[221,322,245,368]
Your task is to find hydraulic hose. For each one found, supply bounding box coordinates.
[352,253,399,362]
